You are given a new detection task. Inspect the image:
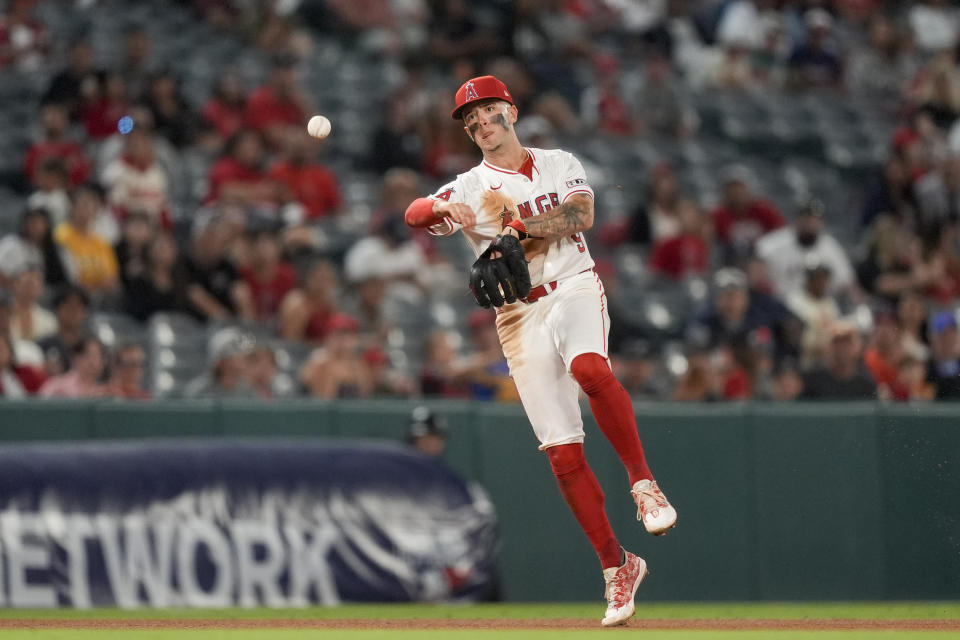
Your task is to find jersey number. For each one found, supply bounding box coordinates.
[570,233,586,253]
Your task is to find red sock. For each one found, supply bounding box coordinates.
[571,353,653,486]
[546,443,622,569]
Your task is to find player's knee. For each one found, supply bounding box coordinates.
[546,442,586,477]
[570,353,614,395]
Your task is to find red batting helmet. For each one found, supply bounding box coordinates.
[451,75,514,120]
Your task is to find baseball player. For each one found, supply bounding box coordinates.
[404,75,677,626]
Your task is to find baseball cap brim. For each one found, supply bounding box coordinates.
[452,97,505,121]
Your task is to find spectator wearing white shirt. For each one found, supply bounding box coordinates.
[101,127,173,230]
[0,288,43,370]
[7,260,56,343]
[27,157,70,225]
[914,154,960,227]
[909,0,959,53]
[344,216,427,284]
[756,198,858,301]
[95,106,182,205]
[344,169,429,302]
[342,171,429,345]
[785,260,841,370]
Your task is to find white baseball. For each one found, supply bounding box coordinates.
[307,115,331,139]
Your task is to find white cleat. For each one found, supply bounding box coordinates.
[601,550,648,627]
[632,479,677,535]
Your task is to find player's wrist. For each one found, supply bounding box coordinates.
[505,219,528,240]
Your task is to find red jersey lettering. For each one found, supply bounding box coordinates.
[571,233,586,253]
[535,194,549,213]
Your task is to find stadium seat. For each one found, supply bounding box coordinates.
[90,312,147,349]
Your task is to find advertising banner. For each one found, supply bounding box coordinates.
[0,440,498,608]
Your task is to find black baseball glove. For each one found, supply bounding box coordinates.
[469,235,532,308]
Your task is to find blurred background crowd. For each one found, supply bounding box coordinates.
[0,0,959,403]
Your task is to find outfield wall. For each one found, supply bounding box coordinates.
[0,400,957,603]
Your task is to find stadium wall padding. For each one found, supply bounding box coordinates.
[0,399,957,603]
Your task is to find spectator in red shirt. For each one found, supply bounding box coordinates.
[81,71,130,140]
[0,332,45,397]
[278,260,340,343]
[715,344,753,401]
[206,128,279,207]
[580,53,634,135]
[268,129,342,220]
[202,70,247,147]
[711,165,785,264]
[864,306,904,397]
[239,227,297,322]
[649,200,711,280]
[300,314,374,398]
[23,103,92,188]
[419,329,470,398]
[244,53,310,149]
[0,0,48,71]
[918,219,960,306]
[106,341,151,399]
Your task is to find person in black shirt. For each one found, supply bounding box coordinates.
[36,285,89,376]
[114,212,152,291]
[184,213,255,323]
[688,267,801,364]
[123,231,189,322]
[42,36,100,118]
[801,321,876,400]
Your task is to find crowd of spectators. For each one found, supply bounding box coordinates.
[1,0,959,403]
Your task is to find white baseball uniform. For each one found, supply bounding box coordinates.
[426,147,609,450]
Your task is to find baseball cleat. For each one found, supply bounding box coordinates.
[601,550,648,627]
[632,479,677,535]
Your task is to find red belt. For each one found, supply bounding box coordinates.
[523,268,593,304]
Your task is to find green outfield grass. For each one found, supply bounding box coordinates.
[0,602,957,640]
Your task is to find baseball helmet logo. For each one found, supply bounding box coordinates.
[451,75,515,119]
[465,82,479,102]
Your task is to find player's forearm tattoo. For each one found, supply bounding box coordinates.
[525,200,590,238]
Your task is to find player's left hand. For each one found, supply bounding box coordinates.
[469,234,531,308]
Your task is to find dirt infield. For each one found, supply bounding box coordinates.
[1,618,958,631]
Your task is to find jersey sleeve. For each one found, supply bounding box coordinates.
[557,152,594,204]
[426,178,463,236]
